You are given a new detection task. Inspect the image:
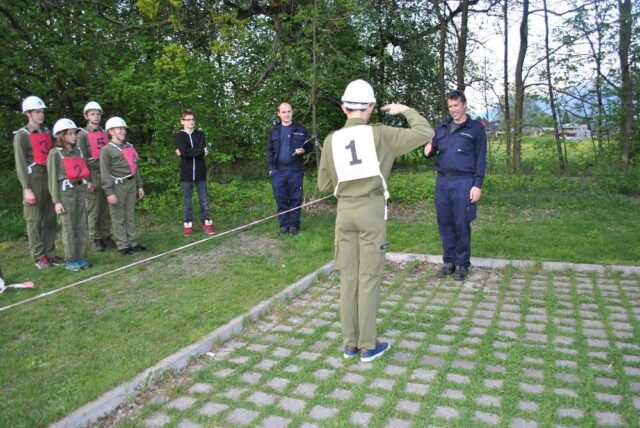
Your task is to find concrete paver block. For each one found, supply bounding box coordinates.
[278,397,306,414]
[405,382,429,395]
[518,400,539,412]
[240,371,261,384]
[166,396,196,411]
[309,405,338,420]
[557,408,584,418]
[226,408,259,426]
[187,383,212,394]
[198,402,228,416]
[258,415,291,428]
[476,394,501,407]
[246,391,275,407]
[329,388,352,400]
[267,377,290,391]
[349,411,372,426]
[511,417,538,428]
[396,399,420,415]
[362,394,384,408]
[433,406,459,420]
[143,413,171,428]
[442,389,465,400]
[293,383,317,397]
[371,378,395,390]
[474,411,500,426]
[595,412,623,426]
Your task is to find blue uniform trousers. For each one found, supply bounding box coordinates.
[435,175,477,267]
[270,167,303,228]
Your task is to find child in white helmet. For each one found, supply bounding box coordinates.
[47,118,91,271]
[100,117,146,255]
[76,101,116,252]
[13,96,63,269]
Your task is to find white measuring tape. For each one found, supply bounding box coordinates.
[0,195,334,313]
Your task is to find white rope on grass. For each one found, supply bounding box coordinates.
[0,195,334,313]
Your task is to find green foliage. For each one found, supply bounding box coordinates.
[388,171,435,203]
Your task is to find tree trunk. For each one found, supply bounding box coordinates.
[618,0,632,172]
[455,0,469,91]
[513,0,529,172]
[312,0,319,170]
[436,0,447,119]
[503,0,511,167]
[542,0,564,171]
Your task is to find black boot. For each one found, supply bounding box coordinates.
[436,263,455,278]
[453,265,469,281]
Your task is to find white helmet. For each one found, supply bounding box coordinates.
[83,101,103,113]
[53,118,79,136]
[22,96,47,113]
[105,116,128,131]
[341,79,376,109]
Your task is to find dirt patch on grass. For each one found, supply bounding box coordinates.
[137,232,282,279]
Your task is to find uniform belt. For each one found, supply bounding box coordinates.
[437,171,474,178]
[276,162,298,168]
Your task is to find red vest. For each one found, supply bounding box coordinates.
[87,130,109,160]
[122,147,139,176]
[29,132,53,165]
[62,156,90,181]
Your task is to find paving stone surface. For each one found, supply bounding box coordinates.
[107,261,640,427]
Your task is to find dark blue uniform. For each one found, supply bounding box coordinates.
[267,122,311,231]
[426,116,487,267]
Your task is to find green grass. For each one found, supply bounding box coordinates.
[0,153,639,426]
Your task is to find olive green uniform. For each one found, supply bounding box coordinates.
[100,141,143,250]
[13,125,57,262]
[47,146,88,261]
[318,109,434,350]
[77,126,111,241]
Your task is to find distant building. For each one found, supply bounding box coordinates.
[555,124,592,140]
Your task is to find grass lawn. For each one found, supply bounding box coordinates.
[1,160,639,426]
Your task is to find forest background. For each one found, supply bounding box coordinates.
[0,0,638,218]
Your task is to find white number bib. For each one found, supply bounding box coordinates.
[331,125,390,219]
[332,125,381,183]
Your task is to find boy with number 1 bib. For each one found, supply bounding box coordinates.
[318,79,433,362]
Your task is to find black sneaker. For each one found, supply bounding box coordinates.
[453,265,469,281]
[279,226,288,235]
[130,244,147,252]
[119,247,132,255]
[101,236,117,249]
[436,263,455,278]
[50,256,65,266]
[288,226,299,235]
[92,239,105,252]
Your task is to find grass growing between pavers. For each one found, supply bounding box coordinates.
[109,261,640,428]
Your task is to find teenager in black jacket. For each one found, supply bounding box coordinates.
[175,109,215,236]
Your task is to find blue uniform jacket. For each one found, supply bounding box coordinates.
[266,123,311,172]
[426,116,487,188]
